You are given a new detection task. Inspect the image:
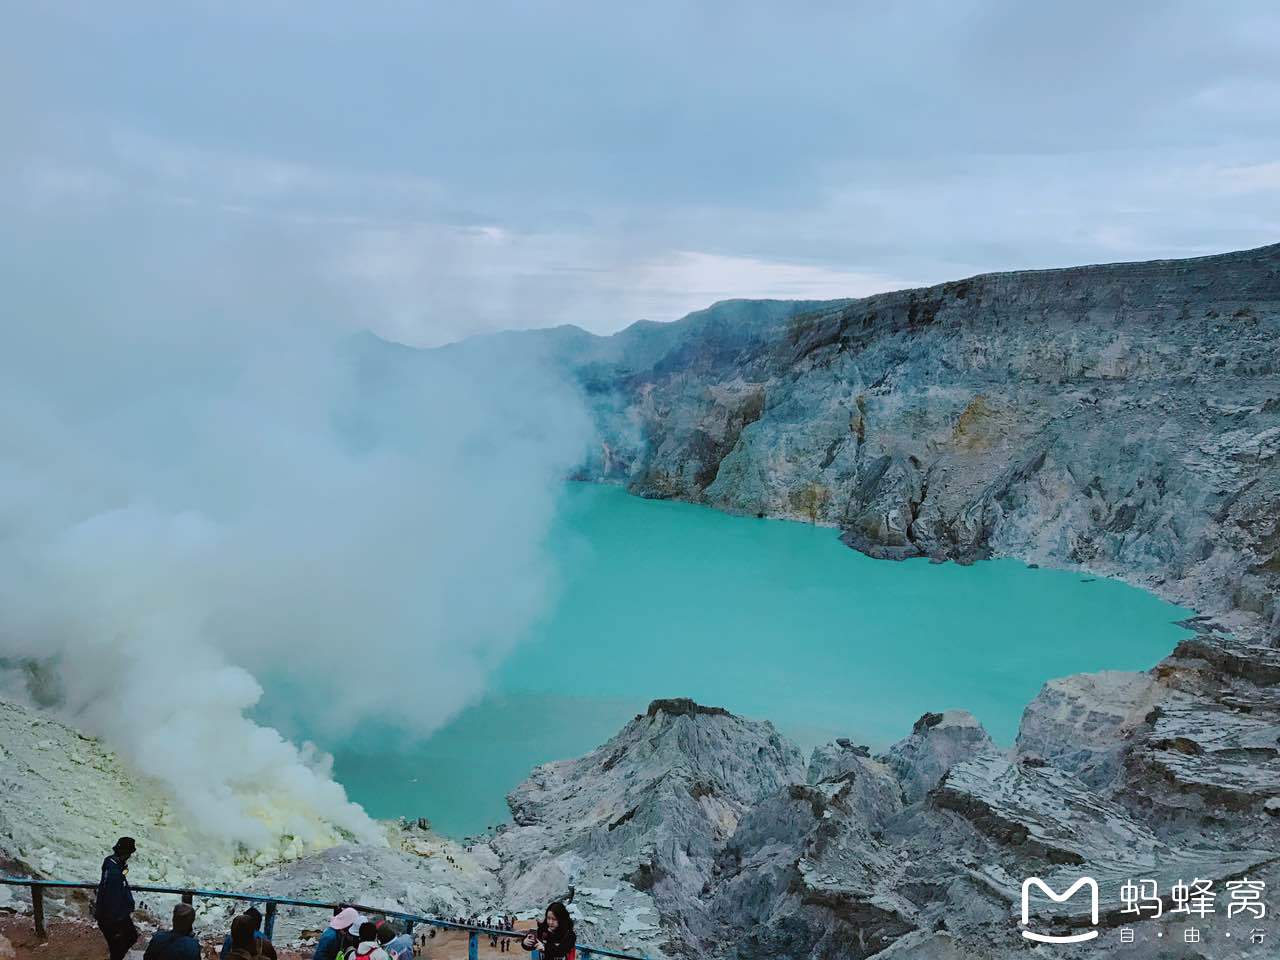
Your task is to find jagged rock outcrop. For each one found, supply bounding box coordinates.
[1122,638,1280,825]
[491,687,1278,959]
[882,710,997,803]
[489,697,806,957]
[1015,671,1159,788]
[806,741,903,827]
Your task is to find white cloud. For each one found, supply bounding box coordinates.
[616,250,917,317]
[334,225,916,345]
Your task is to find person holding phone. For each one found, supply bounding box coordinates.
[520,901,576,959]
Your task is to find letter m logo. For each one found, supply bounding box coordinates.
[1020,876,1099,944]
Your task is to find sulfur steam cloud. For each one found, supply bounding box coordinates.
[0,196,592,854]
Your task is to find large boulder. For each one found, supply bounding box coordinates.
[490,698,806,957]
[1015,671,1158,788]
[881,710,998,803]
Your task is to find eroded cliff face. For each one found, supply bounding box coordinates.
[557,244,1280,640]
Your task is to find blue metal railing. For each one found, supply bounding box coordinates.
[0,876,647,959]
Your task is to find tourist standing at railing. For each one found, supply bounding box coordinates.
[521,901,576,960]
[96,836,138,960]
[143,903,200,960]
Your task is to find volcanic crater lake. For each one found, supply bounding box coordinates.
[330,483,1191,837]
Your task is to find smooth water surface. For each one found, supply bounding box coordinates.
[328,483,1191,836]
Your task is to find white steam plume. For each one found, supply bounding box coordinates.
[0,181,592,853]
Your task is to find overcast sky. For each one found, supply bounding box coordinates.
[4,1,1279,346]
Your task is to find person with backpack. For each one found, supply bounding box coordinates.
[314,907,360,960]
[143,903,200,960]
[350,920,390,960]
[520,902,576,960]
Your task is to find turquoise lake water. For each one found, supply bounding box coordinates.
[326,483,1191,837]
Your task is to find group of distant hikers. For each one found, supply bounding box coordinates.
[96,837,580,960]
[448,913,518,952]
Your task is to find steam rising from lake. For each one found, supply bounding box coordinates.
[0,219,590,851]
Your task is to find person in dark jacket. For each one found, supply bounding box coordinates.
[143,903,200,960]
[96,836,138,960]
[520,901,575,960]
[220,906,277,959]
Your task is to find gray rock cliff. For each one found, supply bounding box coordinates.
[536,243,1280,640]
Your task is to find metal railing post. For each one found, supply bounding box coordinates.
[263,901,278,940]
[580,950,592,960]
[468,930,479,960]
[31,883,46,939]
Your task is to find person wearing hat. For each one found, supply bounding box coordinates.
[313,906,360,960]
[143,903,200,960]
[96,837,138,960]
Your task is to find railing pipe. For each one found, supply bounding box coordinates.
[0,877,648,958]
